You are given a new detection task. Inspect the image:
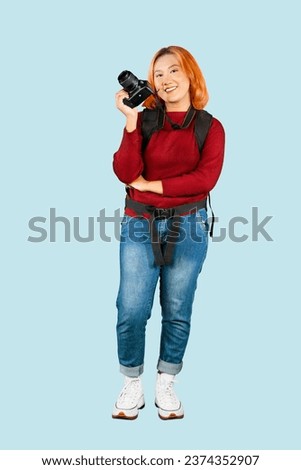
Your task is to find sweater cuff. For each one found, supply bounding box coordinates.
[162,178,179,197]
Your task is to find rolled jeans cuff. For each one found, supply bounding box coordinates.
[120,363,144,378]
[157,359,183,375]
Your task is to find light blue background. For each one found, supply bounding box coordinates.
[1,0,300,450]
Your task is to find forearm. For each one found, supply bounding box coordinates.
[161,169,221,197]
[125,115,138,133]
[113,92,143,183]
[113,128,144,184]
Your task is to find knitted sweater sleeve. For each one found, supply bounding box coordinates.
[112,114,144,184]
[162,118,225,197]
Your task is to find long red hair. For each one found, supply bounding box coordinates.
[143,45,209,110]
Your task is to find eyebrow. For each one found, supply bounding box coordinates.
[154,64,180,73]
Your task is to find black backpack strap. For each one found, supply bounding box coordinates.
[207,192,215,238]
[194,110,215,237]
[141,107,165,152]
[194,109,213,152]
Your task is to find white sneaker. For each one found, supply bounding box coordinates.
[155,372,184,420]
[112,376,145,420]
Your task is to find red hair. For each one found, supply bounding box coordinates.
[143,45,209,110]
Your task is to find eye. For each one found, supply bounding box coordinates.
[155,73,163,78]
[170,68,178,74]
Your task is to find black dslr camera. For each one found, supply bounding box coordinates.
[118,70,154,108]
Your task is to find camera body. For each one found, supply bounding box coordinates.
[118,70,154,108]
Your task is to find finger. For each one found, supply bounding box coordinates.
[115,90,128,99]
[115,94,129,108]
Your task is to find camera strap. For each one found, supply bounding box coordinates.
[164,105,196,130]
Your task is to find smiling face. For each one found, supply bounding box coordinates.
[153,53,191,111]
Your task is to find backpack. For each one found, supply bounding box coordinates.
[141,106,213,153]
[140,106,215,237]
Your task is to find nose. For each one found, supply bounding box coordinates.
[163,75,172,85]
[156,73,172,91]
[162,77,174,90]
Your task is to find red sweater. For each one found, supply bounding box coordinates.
[113,111,225,215]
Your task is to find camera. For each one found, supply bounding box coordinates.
[118,70,154,108]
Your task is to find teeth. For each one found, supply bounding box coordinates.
[165,86,177,92]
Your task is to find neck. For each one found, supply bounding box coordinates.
[165,100,191,112]
[164,105,195,130]
[165,105,190,112]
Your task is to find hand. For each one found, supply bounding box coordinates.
[115,89,138,119]
[127,175,149,192]
[127,176,163,194]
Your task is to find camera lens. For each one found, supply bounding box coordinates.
[118,70,139,93]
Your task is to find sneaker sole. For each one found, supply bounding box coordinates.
[155,402,184,420]
[112,402,145,420]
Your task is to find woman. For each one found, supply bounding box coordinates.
[112,46,225,420]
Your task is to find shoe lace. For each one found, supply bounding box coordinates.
[158,377,179,409]
[117,378,141,407]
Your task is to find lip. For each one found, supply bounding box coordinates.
[164,86,177,93]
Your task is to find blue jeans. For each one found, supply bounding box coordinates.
[116,208,209,378]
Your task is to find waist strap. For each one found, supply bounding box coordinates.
[125,196,210,266]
